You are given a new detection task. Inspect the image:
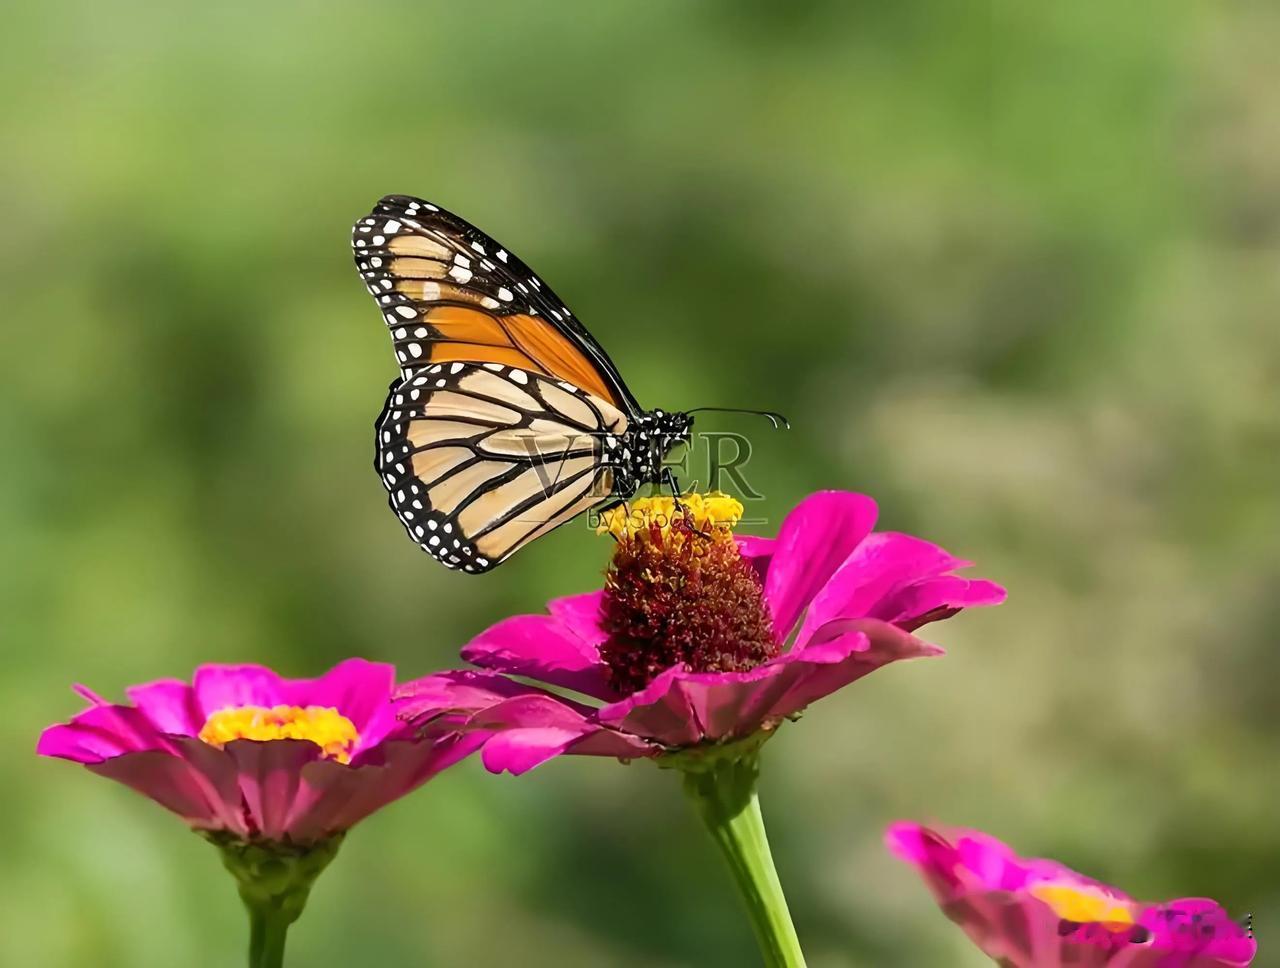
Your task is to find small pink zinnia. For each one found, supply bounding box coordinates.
[887,822,1257,968]
[38,658,481,968]
[399,490,1004,967]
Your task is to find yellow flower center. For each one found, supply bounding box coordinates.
[198,705,360,764]
[1030,882,1135,926]
[597,491,744,543]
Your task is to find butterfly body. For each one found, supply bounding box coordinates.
[609,409,693,498]
[354,195,693,573]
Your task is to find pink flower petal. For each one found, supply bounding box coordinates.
[283,758,378,843]
[280,658,395,735]
[873,576,1007,631]
[759,619,942,720]
[394,669,564,725]
[87,744,248,837]
[596,667,709,747]
[466,693,652,774]
[285,734,484,841]
[124,679,202,737]
[461,613,616,700]
[72,684,110,705]
[595,619,938,746]
[37,703,176,762]
[480,728,591,775]
[736,535,776,560]
[798,531,1003,646]
[222,738,319,842]
[762,491,879,641]
[192,664,288,718]
[546,591,606,647]
[885,822,964,890]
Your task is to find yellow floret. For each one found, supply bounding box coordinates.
[597,492,744,542]
[1030,882,1135,926]
[199,705,359,764]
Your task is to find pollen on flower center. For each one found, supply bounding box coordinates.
[1030,882,1136,927]
[597,492,744,542]
[597,491,778,694]
[199,705,360,764]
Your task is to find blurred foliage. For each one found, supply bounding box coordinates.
[3,1,1278,965]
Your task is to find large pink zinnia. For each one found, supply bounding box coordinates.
[398,489,1004,968]
[398,490,1005,774]
[887,822,1257,968]
[38,657,482,968]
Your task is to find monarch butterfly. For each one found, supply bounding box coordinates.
[352,195,781,573]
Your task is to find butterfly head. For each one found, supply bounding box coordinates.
[645,409,693,469]
[653,408,693,449]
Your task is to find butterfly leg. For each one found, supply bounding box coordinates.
[662,469,711,538]
[661,468,682,502]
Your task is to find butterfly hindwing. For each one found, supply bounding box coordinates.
[376,361,630,573]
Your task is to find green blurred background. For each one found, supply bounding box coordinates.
[4,1,1277,965]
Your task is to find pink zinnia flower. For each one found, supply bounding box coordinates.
[398,490,1005,774]
[887,822,1257,968]
[38,658,481,968]
[398,490,1004,967]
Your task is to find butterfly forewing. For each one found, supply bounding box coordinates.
[376,360,629,573]
[352,195,640,414]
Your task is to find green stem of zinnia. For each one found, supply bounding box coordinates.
[680,753,807,968]
[247,902,291,968]
[203,831,344,968]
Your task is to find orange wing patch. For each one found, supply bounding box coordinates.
[399,305,619,405]
[506,313,617,404]
[425,306,511,347]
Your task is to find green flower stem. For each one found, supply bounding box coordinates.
[247,902,290,968]
[680,753,807,968]
[203,831,344,968]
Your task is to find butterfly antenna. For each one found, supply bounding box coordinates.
[686,407,790,430]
